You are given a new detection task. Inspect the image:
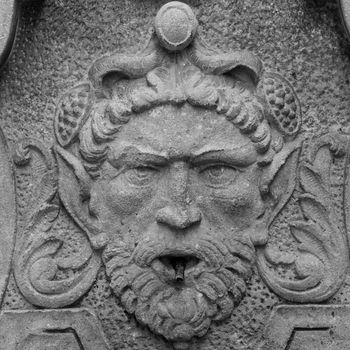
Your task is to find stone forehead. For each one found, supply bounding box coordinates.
[110,104,256,155]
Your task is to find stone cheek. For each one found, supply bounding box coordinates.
[0,1,350,350]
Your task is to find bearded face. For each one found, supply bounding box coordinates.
[103,230,255,343]
[87,104,266,344]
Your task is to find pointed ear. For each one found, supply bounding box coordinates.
[260,138,302,227]
[55,146,108,249]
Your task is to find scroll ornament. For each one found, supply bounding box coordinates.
[258,134,349,302]
[13,139,100,308]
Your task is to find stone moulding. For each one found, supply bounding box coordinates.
[262,305,350,350]
[0,308,110,350]
[0,0,19,69]
[339,0,350,40]
[0,126,16,306]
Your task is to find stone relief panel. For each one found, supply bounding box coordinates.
[0,1,350,350]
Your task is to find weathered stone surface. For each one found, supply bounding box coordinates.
[0,0,349,350]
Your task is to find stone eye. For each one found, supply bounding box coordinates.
[200,165,237,187]
[125,166,158,186]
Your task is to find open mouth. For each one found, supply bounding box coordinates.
[157,255,200,282]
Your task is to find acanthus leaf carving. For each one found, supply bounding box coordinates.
[257,134,349,302]
[13,139,101,308]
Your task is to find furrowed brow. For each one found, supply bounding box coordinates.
[191,148,257,167]
[108,146,169,168]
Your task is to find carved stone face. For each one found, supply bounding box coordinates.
[15,4,304,343]
[89,103,264,343]
[15,4,348,350]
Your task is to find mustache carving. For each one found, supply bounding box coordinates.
[102,231,256,345]
[123,231,254,268]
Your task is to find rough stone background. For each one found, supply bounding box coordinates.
[2,0,350,349]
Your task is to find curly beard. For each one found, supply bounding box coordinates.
[102,232,255,345]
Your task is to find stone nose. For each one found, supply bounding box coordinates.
[155,161,202,229]
[156,204,202,229]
